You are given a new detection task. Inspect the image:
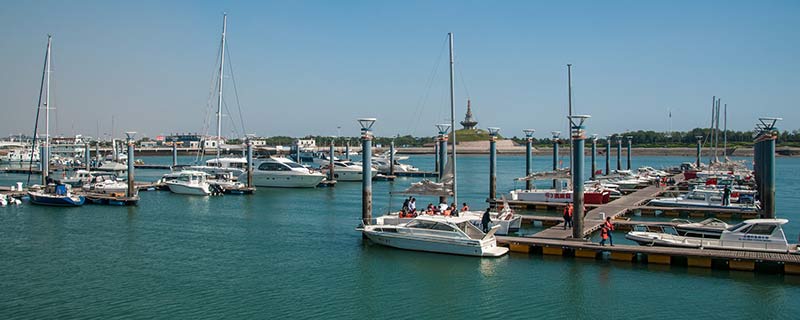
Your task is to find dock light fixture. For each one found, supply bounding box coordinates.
[523,129,535,139]
[487,127,500,137]
[592,134,599,141]
[358,118,376,134]
[436,123,451,136]
[758,117,782,133]
[125,131,137,141]
[567,115,591,135]
[551,131,561,140]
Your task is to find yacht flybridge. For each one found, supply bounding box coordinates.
[360,216,509,257]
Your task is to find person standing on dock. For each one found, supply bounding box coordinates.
[722,186,731,206]
[602,216,615,246]
[563,203,573,229]
[481,208,491,233]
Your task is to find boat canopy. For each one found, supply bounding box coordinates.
[392,156,454,196]
[515,168,570,181]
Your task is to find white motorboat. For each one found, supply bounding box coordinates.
[165,171,213,196]
[81,172,127,194]
[648,188,758,212]
[625,219,791,253]
[371,157,419,174]
[58,169,96,187]
[322,160,377,181]
[375,203,522,236]
[250,157,325,188]
[672,218,730,238]
[360,216,509,257]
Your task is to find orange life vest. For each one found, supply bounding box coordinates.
[601,227,609,239]
[604,220,614,231]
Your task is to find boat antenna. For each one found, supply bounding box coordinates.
[28,35,51,186]
[448,32,457,207]
[216,13,227,160]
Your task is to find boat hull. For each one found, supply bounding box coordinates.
[363,230,508,257]
[166,182,211,195]
[29,193,85,206]
[251,172,325,188]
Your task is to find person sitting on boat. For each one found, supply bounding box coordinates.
[402,197,411,212]
[426,204,435,215]
[450,203,458,217]
[438,201,448,213]
[408,198,417,214]
[442,206,452,216]
[461,203,469,212]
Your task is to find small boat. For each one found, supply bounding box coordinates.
[360,216,509,257]
[250,157,326,188]
[672,218,730,238]
[28,184,86,206]
[82,173,128,194]
[626,219,791,253]
[188,157,247,176]
[508,178,611,204]
[165,171,214,196]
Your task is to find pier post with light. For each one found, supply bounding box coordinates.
[570,115,590,239]
[523,129,535,190]
[616,136,622,171]
[552,131,560,188]
[125,132,136,198]
[591,134,598,180]
[755,117,780,218]
[359,118,375,226]
[626,136,633,170]
[488,127,500,201]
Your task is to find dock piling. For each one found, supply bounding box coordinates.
[605,135,611,175]
[246,137,253,188]
[695,136,703,168]
[84,141,91,171]
[590,134,597,180]
[358,118,376,226]
[125,132,136,198]
[329,141,335,181]
[488,127,500,201]
[171,139,178,168]
[436,124,450,182]
[389,140,395,176]
[523,129,535,190]
[616,136,622,171]
[626,136,633,170]
[569,115,590,239]
[755,117,781,218]
[552,131,560,188]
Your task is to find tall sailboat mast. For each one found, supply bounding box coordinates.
[448,32,457,207]
[216,13,227,159]
[45,35,51,154]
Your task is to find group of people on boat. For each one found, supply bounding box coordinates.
[399,197,469,218]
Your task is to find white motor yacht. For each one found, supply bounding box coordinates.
[648,188,758,212]
[322,160,377,181]
[626,219,791,253]
[165,171,213,196]
[360,216,509,257]
[188,157,248,176]
[371,157,419,174]
[250,157,325,188]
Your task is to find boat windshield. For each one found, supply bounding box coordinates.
[726,222,748,232]
[406,220,456,232]
[285,162,304,168]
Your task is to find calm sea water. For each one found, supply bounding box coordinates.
[1,154,798,319]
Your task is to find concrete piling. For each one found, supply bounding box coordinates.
[488,127,500,201]
[605,135,611,175]
[523,129,535,190]
[569,115,590,239]
[125,133,136,198]
[626,136,632,170]
[358,118,376,226]
[616,137,622,171]
[591,136,597,180]
[85,142,91,171]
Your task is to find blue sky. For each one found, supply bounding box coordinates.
[1,0,798,140]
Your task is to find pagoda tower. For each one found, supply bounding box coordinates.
[460,100,478,130]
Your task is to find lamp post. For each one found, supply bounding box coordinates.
[695,136,703,168]
[358,118,376,226]
[488,127,500,201]
[569,115,591,239]
[523,129,535,190]
[616,136,622,171]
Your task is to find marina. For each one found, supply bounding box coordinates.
[2,2,800,318]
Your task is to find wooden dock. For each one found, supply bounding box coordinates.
[517,214,679,230]
[530,183,668,240]
[496,236,800,275]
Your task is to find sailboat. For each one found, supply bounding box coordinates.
[362,33,508,257]
[162,14,251,193]
[27,35,86,207]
